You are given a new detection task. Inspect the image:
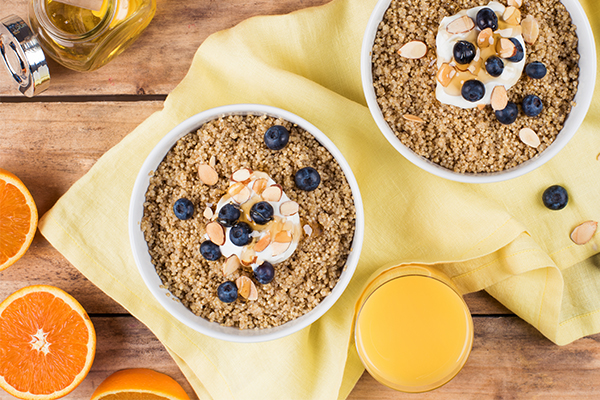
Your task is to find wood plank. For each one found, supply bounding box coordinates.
[0,240,127,314]
[348,316,600,400]
[0,0,332,97]
[0,101,163,215]
[0,315,596,399]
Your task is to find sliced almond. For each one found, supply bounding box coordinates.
[253,178,268,195]
[477,104,486,111]
[198,164,218,186]
[503,6,521,25]
[403,114,424,123]
[262,184,283,202]
[496,38,517,59]
[473,47,481,62]
[519,128,541,148]
[203,206,214,220]
[228,182,245,196]
[279,200,299,216]
[232,186,251,204]
[491,86,508,111]
[248,281,258,300]
[303,224,313,236]
[398,40,428,59]
[209,155,216,168]
[477,28,493,48]
[236,276,258,300]
[206,221,225,245]
[274,230,293,243]
[522,15,540,45]
[240,247,257,266]
[254,235,271,252]
[270,241,291,257]
[508,0,523,7]
[231,168,253,183]
[446,15,475,34]
[222,255,240,277]
[436,63,456,87]
[570,221,598,245]
[446,16,475,35]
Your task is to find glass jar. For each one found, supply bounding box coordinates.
[0,0,156,96]
[353,264,474,393]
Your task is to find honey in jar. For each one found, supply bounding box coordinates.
[0,0,156,96]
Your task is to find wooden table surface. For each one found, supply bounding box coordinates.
[1,0,599,399]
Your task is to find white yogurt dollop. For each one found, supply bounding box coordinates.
[214,171,301,270]
[436,1,526,108]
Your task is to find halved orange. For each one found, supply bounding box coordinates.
[91,368,190,400]
[0,285,96,399]
[0,168,38,271]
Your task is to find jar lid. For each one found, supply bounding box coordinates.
[0,15,50,97]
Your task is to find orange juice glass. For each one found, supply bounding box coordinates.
[353,265,473,393]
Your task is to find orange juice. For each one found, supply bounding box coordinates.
[354,265,473,393]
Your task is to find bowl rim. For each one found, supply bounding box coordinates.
[128,104,364,343]
[361,0,597,183]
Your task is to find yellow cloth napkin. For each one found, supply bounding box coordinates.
[39,0,600,398]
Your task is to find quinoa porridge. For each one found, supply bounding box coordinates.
[372,0,580,173]
[141,114,356,329]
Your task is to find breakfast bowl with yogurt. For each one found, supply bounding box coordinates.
[129,104,364,342]
[362,0,596,183]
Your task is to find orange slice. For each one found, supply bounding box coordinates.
[91,368,190,400]
[0,285,96,399]
[0,168,38,271]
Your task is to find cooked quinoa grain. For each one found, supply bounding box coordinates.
[141,115,356,329]
[372,0,579,173]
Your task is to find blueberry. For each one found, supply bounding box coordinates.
[476,8,498,31]
[453,41,476,65]
[264,125,290,150]
[525,61,547,79]
[495,102,519,125]
[485,56,504,77]
[217,281,238,303]
[522,95,543,117]
[461,80,485,102]
[217,203,241,227]
[229,222,252,246]
[295,167,321,191]
[254,262,275,284]
[506,38,524,63]
[173,198,194,220]
[200,240,221,261]
[250,201,274,225]
[542,185,568,210]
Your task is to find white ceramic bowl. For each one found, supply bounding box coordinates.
[129,104,364,343]
[361,0,596,183]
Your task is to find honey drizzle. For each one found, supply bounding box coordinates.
[440,17,522,97]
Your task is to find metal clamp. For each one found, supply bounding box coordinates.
[0,15,50,97]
